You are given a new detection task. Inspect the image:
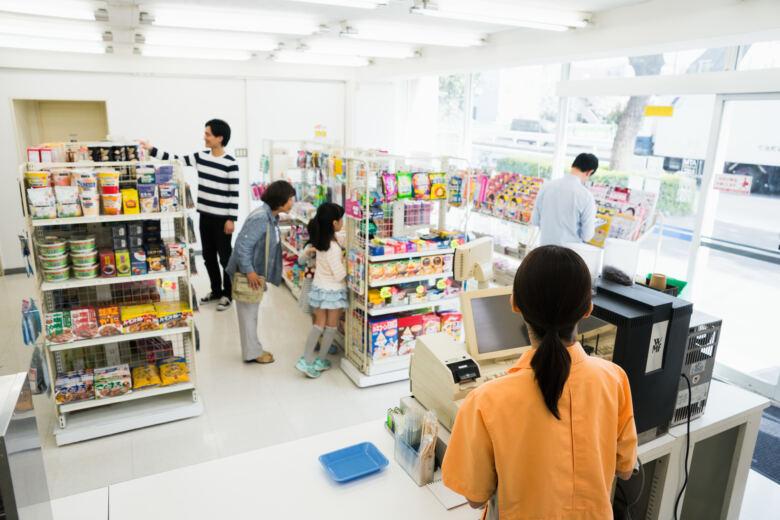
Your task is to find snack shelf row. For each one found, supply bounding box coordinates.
[367,272,454,288]
[367,248,454,263]
[59,381,195,413]
[47,325,192,352]
[30,210,186,227]
[354,297,460,317]
[41,269,186,291]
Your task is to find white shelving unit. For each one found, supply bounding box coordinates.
[369,272,454,288]
[355,297,460,317]
[21,160,202,446]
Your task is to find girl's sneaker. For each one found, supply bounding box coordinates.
[314,358,331,371]
[295,357,321,379]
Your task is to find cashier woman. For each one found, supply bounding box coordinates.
[442,245,638,520]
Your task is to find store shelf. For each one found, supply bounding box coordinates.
[340,357,409,388]
[282,241,303,257]
[282,275,302,300]
[368,248,454,262]
[47,326,192,353]
[357,297,460,317]
[41,269,186,291]
[59,382,195,413]
[30,211,186,227]
[368,272,453,288]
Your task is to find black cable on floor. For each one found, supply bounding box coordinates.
[674,373,693,520]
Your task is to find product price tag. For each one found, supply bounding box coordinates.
[416,285,426,295]
[380,287,392,299]
[450,240,459,249]
[436,279,447,290]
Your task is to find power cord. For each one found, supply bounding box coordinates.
[616,457,644,520]
[674,373,693,520]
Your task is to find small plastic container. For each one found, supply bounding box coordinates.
[318,442,389,483]
[25,172,50,188]
[71,250,98,267]
[42,266,70,282]
[73,263,99,279]
[565,242,603,286]
[603,238,640,283]
[69,235,96,253]
[39,254,69,270]
[37,238,67,257]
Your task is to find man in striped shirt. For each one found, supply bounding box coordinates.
[142,119,239,311]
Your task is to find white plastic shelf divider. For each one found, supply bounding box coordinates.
[59,382,195,413]
[368,272,454,288]
[31,211,186,227]
[356,297,460,317]
[47,326,192,353]
[368,248,454,262]
[41,270,186,291]
[282,241,303,257]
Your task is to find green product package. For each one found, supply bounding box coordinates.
[396,172,413,199]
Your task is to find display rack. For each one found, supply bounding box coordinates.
[21,160,202,445]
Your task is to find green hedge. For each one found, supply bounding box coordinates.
[494,156,694,216]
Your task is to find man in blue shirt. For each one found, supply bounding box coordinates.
[531,153,598,246]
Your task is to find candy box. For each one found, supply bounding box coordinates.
[127,223,143,237]
[45,311,73,343]
[115,249,131,277]
[128,236,144,249]
[438,311,463,342]
[120,188,140,214]
[166,255,186,271]
[155,165,173,184]
[147,252,166,272]
[120,304,159,333]
[99,249,116,277]
[130,248,147,275]
[421,313,441,335]
[97,305,121,337]
[111,224,128,238]
[164,241,186,257]
[369,317,398,360]
[70,306,98,339]
[397,315,424,355]
[154,301,193,329]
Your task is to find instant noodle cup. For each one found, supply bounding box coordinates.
[70,249,97,267]
[39,254,68,270]
[37,238,67,257]
[42,266,70,282]
[98,170,120,194]
[69,235,96,253]
[25,171,50,188]
[72,263,99,279]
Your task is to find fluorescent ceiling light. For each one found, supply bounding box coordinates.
[272,50,369,67]
[302,37,417,59]
[143,28,278,51]
[0,0,100,21]
[148,5,319,36]
[342,21,485,48]
[140,45,252,61]
[285,0,387,8]
[0,14,103,41]
[0,34,105,53]
[410,0,589,31]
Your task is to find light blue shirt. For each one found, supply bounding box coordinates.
[530,174,596,247]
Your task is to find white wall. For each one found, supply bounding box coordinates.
[0,70,346,270]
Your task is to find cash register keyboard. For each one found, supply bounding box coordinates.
[483,370,508,381]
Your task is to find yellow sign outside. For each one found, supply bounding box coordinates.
[644,106,674,117]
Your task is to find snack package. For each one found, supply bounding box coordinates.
[54,371,93,403]
[120,188,140,214]
[99,249,116,277]
[121,304,159,333]
[97,305,122,337]
[101,193,122,215]
[429,173,447,200]
[412,172,431,199]
[167,255,187,271]
[396,172,413,199]
[54,186,82,217]
[438,311,463,342]
[70,306,98,339]
[115,249,131,277]
[27,187,57,219]
[45,311,74,343]
[25,171,50,188]
[154,301,193,329]
[369,317,398,360]
[79,190,99,216]
[421,313,441,335]
[135,165,156,184]
[158,183,178,212]
[155,165,174,184]
[397,315,424,355]
[94,364,131,399]
[131,248,147,275]
[97,170,120,194]
[73,169,97,191]
[138,184,159,213]
[147,249,166,272]
[51,169,71,187]
[158,357,190,386]
[381,173,399,202]
[127,223,143,236]
[164,241,186,257]
[448,174,464,206]
[131,364,162,389]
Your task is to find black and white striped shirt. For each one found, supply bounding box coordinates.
[151,147,239,221]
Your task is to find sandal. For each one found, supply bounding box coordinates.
[246,352,274,364]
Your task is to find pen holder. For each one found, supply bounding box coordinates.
[394,432,435,486]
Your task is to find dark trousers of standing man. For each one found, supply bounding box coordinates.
[199,213,233,300]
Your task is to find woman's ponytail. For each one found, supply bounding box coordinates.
[306,202,345,251]
[530,326,572,420]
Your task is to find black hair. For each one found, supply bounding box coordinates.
[205,119,231,146]
[512,245,592,419]
[572,153,599,175]
[260,180,296,211]
[307,202,345,252]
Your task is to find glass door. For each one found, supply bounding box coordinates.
[691,94,780,400]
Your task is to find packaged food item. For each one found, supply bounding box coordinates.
[120,304,159,333]
[154,302,193,329]
[164,241,185,257]
[71,249,97,267]
[72,169,97,191]
[54,370,93,403]
[70,306,98,339]
[158,183,178,212]
[39,253,68,270]
[396,172,413,199]
[97,305,122,337]
[421,314,441,335]
[147,250,166,272]
[111,224,127,238]
[79,190,99,216]
[140,338,174,364]
[45,311,74,343]
[97,170,120,194]
[112,236,128,250]
[27,187,57,219]
[25,171,50,188]
[69,235,96,253]
[369,317,398,359]
[42,266,70,282]
[99,249,116,277]
[381,173,398,202]
[135,165,156,184]
[37,237,67,257]
[94,364,131,399]
[115,249,131,276]
[132,365,161,389]
[51,169,71,186]
[438,311,463,341]
[128,236,144,248]
[448,174,464,206]
[429,173,447,200]
[412,172,431,199]
[127,223,143,237]
[130,248,147,275]
[155,165,173,184]
[138,184,159,213]
[167,255,186,271]
[397,315,424,355]
[54,186,82,217]
[120,188,140,214]
[158,357,189,386]
[101,193,122,215]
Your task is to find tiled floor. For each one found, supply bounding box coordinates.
[2,269,778,516]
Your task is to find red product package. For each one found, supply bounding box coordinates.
[97,305,122,337]
[100,248,116,277]
[421,313,441,336]
[438,311,463,342]
[397,315,424,355]
[70,306,98,339]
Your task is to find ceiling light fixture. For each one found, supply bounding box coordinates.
[0,14,104,42]
[301,37,418,59]
[340,21,486,48]
[410,0,589,32]
[148,5,319,36]
[0,0,102,21]
[285,0,388,8]
[140,45,253,61]
[142,28,279,51]
[0,34,105,54]
[271,50,369,67]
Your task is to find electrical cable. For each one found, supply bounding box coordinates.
[627,457,645,513]
[674,373,693,520]
[615,483,631,520]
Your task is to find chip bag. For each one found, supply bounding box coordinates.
[131,364,162,389]
[382,173,398,202]
[158,357,190,386]
[396,172,413,199]
[412,172,431,199]
[429,172,447,200]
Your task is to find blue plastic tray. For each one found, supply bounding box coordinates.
[318,442,389,483]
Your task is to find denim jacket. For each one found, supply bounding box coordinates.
[226,203,282,286]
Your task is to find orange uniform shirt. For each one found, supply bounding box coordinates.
[442,343,637,520]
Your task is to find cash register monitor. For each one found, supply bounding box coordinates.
[460,285,531,362]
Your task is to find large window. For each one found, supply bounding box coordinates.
[737,40,780,70]
[570,48,730,80]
